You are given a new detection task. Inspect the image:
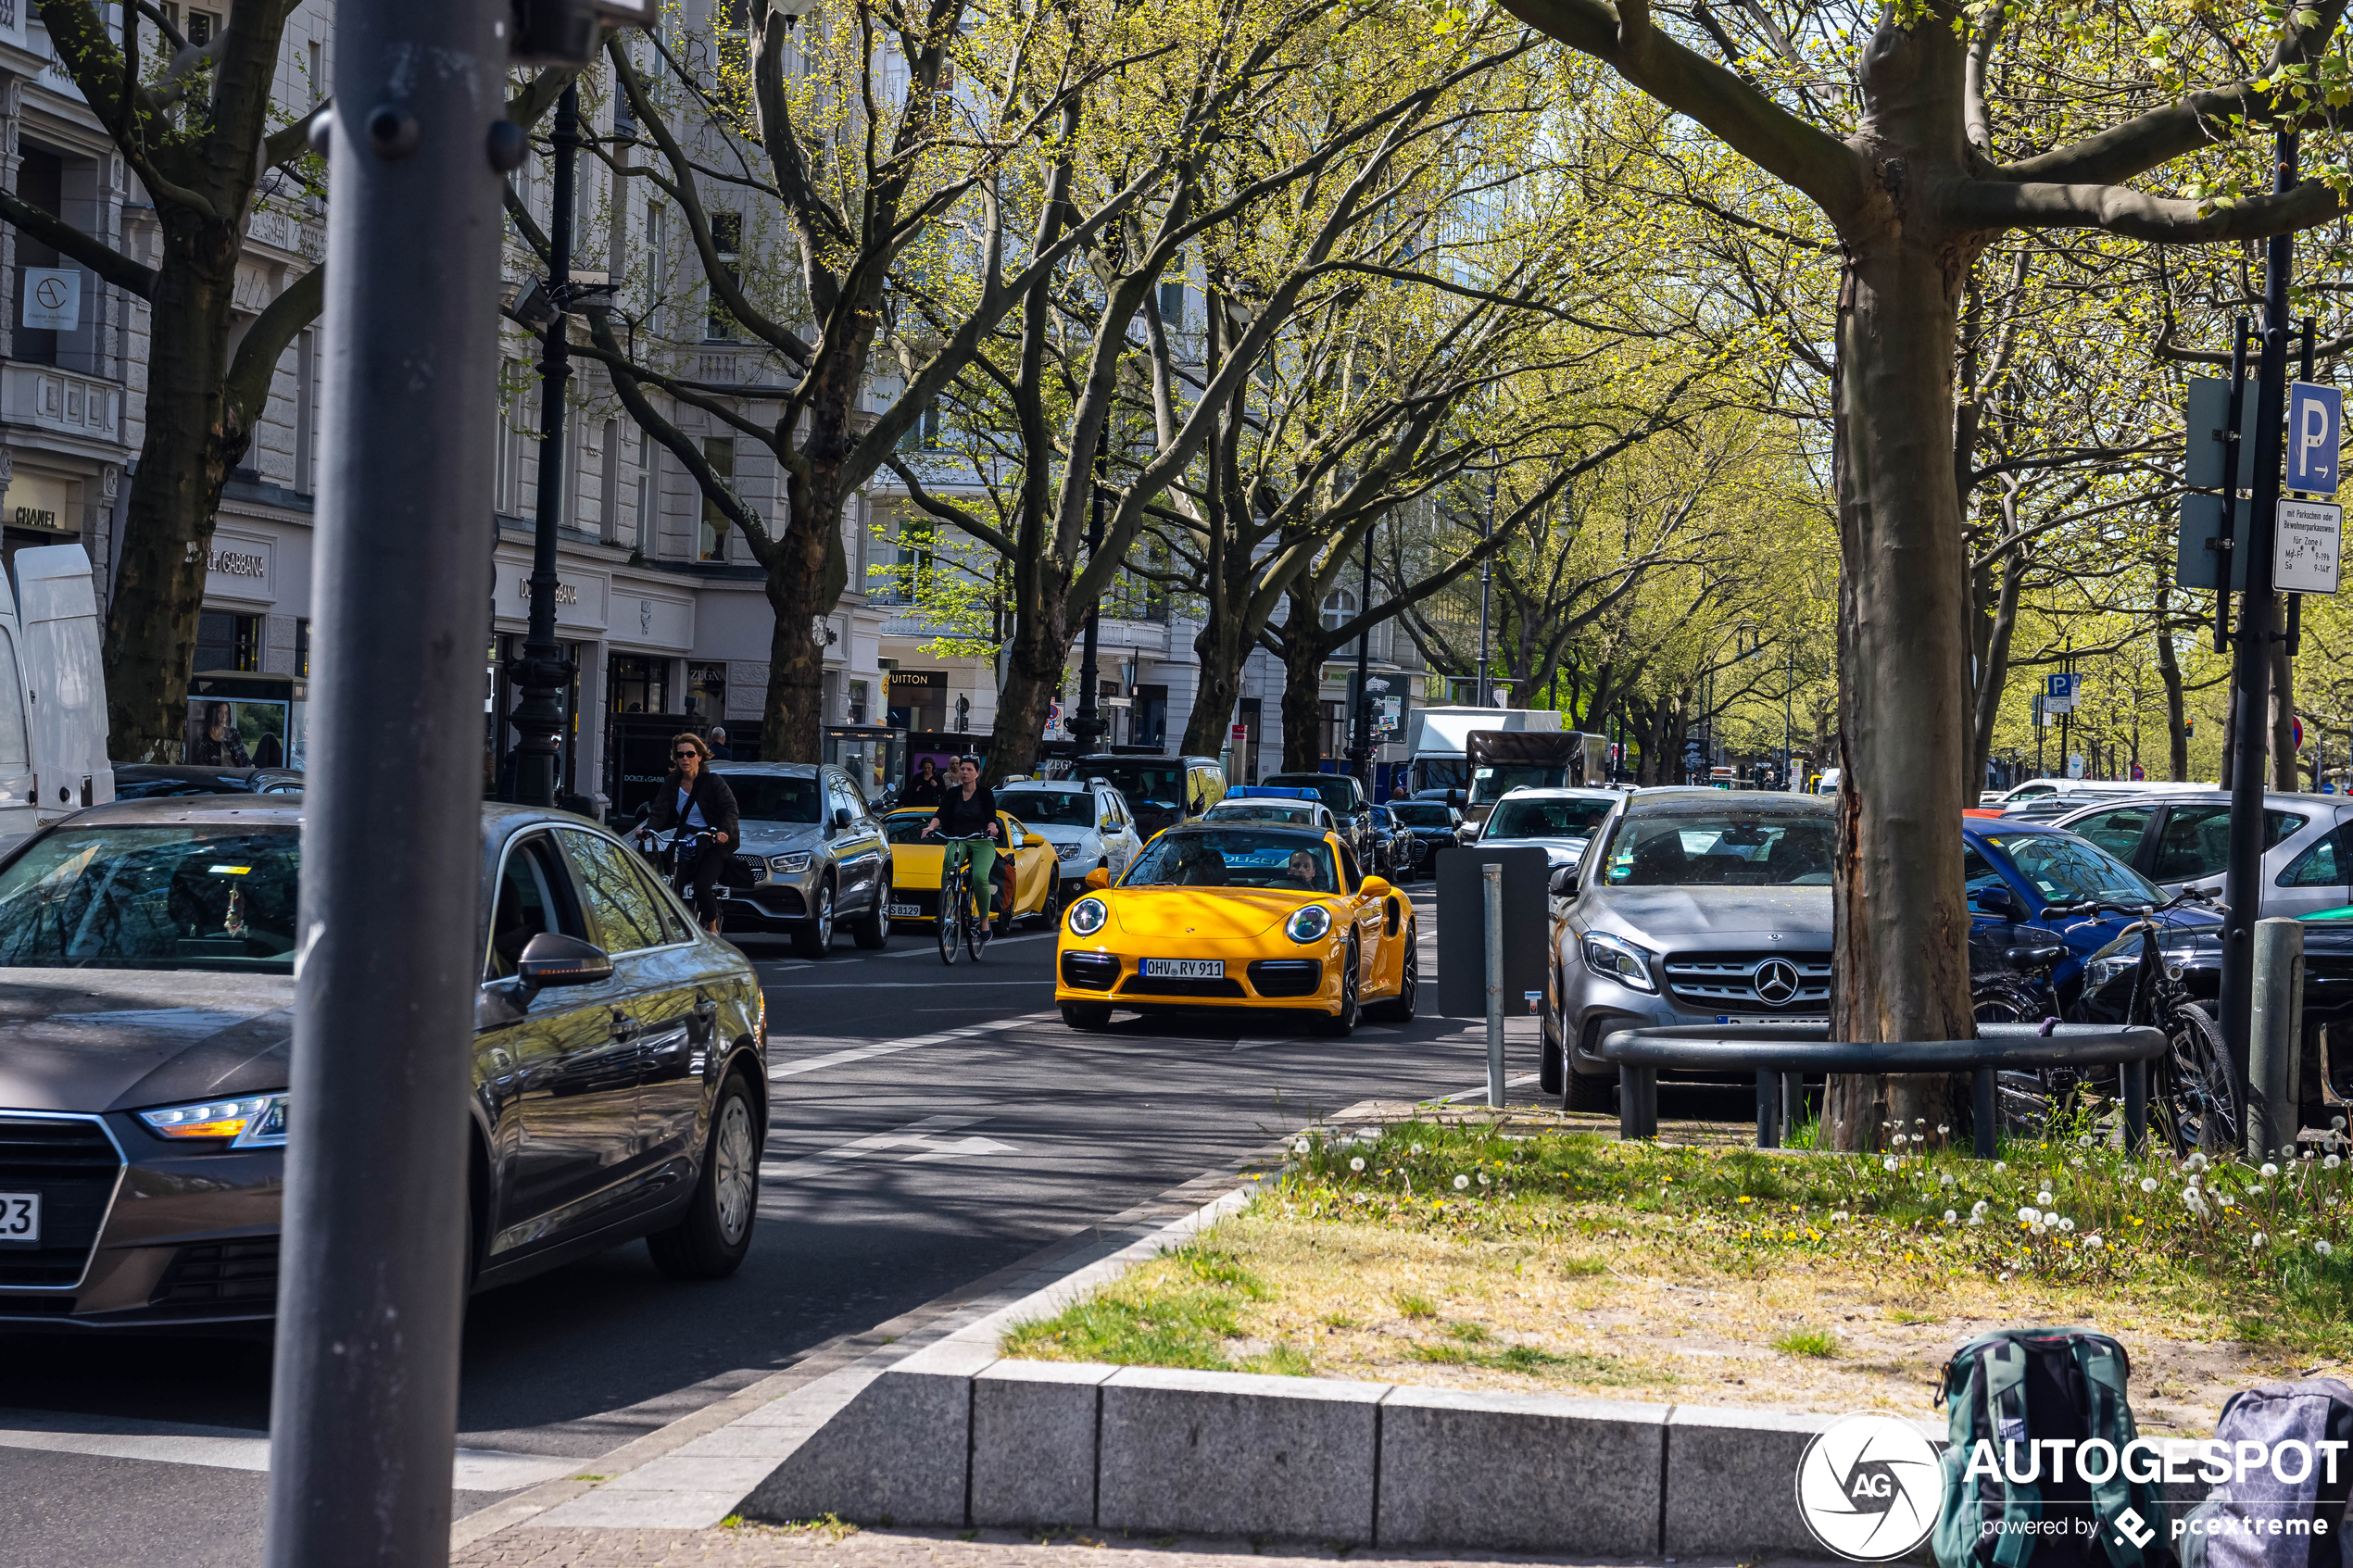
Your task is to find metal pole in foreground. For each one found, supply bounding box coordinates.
[1348,525,1375,791]
[1071,449,1105,756]
[2220,128,2299,1119]
[509,82,581,810]
[265,6,505,1563]
[1483,863,1504,1109]
[1476,474,1495,706]
[2248,917,2305,1160]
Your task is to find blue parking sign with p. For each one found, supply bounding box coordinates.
[2290,382,2343,495]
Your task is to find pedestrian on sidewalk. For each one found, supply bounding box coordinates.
[643,732,739,934]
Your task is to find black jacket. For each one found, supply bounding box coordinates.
[646,768,742,844]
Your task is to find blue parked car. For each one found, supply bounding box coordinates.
[1963,817,2223,1013]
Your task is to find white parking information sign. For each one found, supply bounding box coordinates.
[2276,498,2343,595]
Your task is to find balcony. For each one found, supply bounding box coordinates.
[2,363,123,445]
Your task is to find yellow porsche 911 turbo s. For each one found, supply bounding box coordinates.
[879,808,1064,928]
[1054,822,1417,1035]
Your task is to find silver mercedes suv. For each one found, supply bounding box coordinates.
[1542,789,1834,1110]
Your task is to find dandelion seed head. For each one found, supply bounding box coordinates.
[2264,1163,2282,1178]
[1944,1210,1958,1223]
[1350,1156,1365,1173]
[2141,1177,2159,1193]
[1453,1174,1469,1190]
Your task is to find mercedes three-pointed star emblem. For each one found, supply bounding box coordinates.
[1753,958,1802,1007]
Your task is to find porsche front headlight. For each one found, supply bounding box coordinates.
[1068,897,1109,936]
[1287,904,1334,944]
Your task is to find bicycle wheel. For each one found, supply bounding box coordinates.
[937,863,963,966]
[968,874,991,961]
[2158,1000,2235,1154]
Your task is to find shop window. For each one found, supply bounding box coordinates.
[1320,699,1346,759]
[295,619,310,679]
[609,652,669,715]
[195,610,262,673]
[686,661,727,724]
[699,437,734,561]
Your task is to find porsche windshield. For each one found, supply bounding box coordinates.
[0,826,302,972]
[1123,830,1338,892]
[1600,811,1833,887]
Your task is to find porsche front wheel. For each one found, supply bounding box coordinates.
[1061,1000,1112,1031]
[1313,941,1360,1037]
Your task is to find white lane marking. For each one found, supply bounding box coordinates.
[1356,1026,1402,1036]
[0,1410,576,1493]
[1428,1072,1541,1104]
[764,1010,1057,1080]
[761,1114,992,1178]
[1232,1038,1297,1052]
[900,1134,1019,1161]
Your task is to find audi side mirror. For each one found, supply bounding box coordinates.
[515,932,613,995]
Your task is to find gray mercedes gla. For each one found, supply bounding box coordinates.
[0,797,767,1330]
[705,762,893,956]
[1542,789,1835,1110]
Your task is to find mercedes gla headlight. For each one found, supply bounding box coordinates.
[138,1094,289,1148]
[1581,932,1657,993]
[770,852,812,873]
[1287,905,1334,944]
[1068,897,1109,936]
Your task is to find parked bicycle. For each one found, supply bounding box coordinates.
[1993,887,2238,1153]
[932,830,996,966]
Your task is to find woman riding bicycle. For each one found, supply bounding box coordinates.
[641,732,739,935]
[923,756,1005,935]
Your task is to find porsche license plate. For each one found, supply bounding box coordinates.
[888,903,922,918]
[0,1192,38,1248]
[1143,959,1224,979]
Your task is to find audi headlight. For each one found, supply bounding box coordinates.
[1068,897,1109,935]
[770,852,812,873]
[1581,932,1656,993]
[137,1093,289,1148]
[2084,953,2140,989]
[1056,841,1087,861]
[1287,904,1334,944]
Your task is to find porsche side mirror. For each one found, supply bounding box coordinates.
[1361,875,1391,899]
[1025,833,1048,848]
[515,932,613,995]
[1084,867,1112,890]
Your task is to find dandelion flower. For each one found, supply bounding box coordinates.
[2331,1198,2344,1210]
[1478,1173,1491,1186]
[2018,1206,2042,1223]
[1831,1210,1850,1223]
[1293,1137,1312,1154]
[1944,1210,1958,1224]
[2141,1177,2159,1194]
[1409,1143,1424,1155]
[1971,1199,1990,1217]
[2186,1152,2209,1173]
[1994,1160,2007,1172]
[2330,1156,2344,1171]
[2253,1233,2270,1248]
[2249,1185,2268,1198]
[1938,1124,1951,1136]
[2071,1158,2087,1170]
[1941,1173,1957,1188]
[1350,1156,1365,1173]
[2085,1236,2105,1250]
[2057,1217,2076,1234]
[1969,1212,1984,1226]
[2263,1162,2282,1178]
[2031,1222,2048,1236]
[2080,1134,2095,1148]
[2184,1189,2209,1216]
[2320,1239,2337,1258]
[1884,1158,1900,1173]
[1453,1174,1469,1190]
[2037,1189,2055,1206]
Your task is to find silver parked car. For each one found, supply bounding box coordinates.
[998,777,1144,878]
[1473,785,1618,872]
[2049,790,2353,919]
[707,763,893,956]
[1543,789,1834,1110]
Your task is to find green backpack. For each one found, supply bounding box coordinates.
[1933,1328,2174,1568]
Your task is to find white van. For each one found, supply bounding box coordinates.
[0,544,112,850]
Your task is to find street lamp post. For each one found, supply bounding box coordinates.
[265,1,507,1560]
[1347,525,1375,791]
[1070,450,1106,758]
[1475,472,1495,706]
[507,82,581,810]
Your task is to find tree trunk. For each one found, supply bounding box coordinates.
[761,467,849,763]
[1968,548,2023,799]
[987,571,1076,780]
[2271,597,2298,787]
[1182,611,1251,759]
[104,219,245,762]
[2155,574,2190,782]
[1277,614,1330,772]
[1822,220,1975,1152]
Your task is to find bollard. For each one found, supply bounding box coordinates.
[1618,1064,1657,1140]
[2249,917,2305,1160]
[1780,1071,1805,1137]
[1973,1068,1997,1159]
[1755,1069,1780,1148]
[1483,863,1504,1109]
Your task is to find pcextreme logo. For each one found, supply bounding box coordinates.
[1795,1415,1944,1562]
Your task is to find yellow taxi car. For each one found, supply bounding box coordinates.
[1054,822,1416,1035]
[879,808,1063,928]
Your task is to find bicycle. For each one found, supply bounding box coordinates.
[2036,887,2238,1154]
[930,830,998,966]
[638,823,725,909]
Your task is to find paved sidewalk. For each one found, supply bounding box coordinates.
[452,1524,1825,1568]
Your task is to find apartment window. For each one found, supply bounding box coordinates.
[186,6,219,44]
[295,329,318,494]
[635,468,653,556]
[898,399,941,452]
[13,149,62,369]
[889,519,935,604]
[647,206,667,336]
[1158,278,1186,333]
[699,437,734,560]
[599,418,621,543]
[706,212,741,339]
[307,39,321,94]
[295,619,311,678]
[195,610,262,673]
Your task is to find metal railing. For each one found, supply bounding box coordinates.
[1597,1021,2169,1155]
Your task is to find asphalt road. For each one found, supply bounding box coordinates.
[0,884,1550,1568]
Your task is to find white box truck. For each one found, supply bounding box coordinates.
[0,544,112,849]
[1403,706,1563,797]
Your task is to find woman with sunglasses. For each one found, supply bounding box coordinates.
[640,733,740,934]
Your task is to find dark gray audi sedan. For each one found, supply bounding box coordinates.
[0,797,767,1329]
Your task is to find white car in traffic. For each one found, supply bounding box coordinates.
[997,778,1144,878]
